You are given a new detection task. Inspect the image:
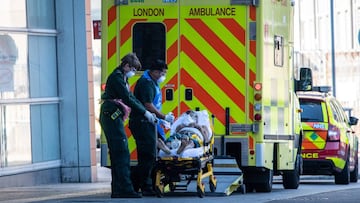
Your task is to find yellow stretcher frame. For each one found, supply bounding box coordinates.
[154,155,217,198]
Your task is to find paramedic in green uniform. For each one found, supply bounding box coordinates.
[100,53,156,198]
[129,59,175,196]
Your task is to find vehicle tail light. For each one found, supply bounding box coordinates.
[254,113,262,121]
[101,83,106,91]
[328,124,340,141]
[253,82,262,121]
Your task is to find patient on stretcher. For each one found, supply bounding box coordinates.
[158,110,212,157]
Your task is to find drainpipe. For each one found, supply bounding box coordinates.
[330,0,336,96]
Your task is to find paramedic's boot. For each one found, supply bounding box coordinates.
[131,166,141,193]
[141,186,156,196]
[111,191,142,198]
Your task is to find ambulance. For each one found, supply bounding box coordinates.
[100,0,305,192]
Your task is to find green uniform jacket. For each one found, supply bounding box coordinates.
[129,75,156,120]
[101,69,146,116]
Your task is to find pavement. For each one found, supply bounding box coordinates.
[0,165,113,203]
[1,166,360,203]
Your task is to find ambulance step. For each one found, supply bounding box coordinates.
[213,156,242,176]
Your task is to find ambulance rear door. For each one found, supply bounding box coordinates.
[178,0,255,140]
[117,0,180,162]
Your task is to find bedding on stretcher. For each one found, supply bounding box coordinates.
[158,110,212,158]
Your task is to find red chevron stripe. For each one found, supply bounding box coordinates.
[249,103,254,121]
[249,68,256,87]
[163,19,178,32]
[164,71,178,90]
[108,6,116,26]
[249,136,254,150]
[181,68,237,125]
[250,40,256,56]
[302,139,318,150]
[185,19,245,78]
[167,40,178,65]
[250,6,256,21]
[181,35,245,112]
[125,126,131,138]
[108,37,116,60]
[130,149,137,160]
[120,19,147,46]
[180,101,191,116]
[218,18,246,45]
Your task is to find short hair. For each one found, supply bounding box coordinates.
[149,59,168,71]
[0,34,18,64]
[119,53,142,70]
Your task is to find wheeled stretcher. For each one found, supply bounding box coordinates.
[154,110,217,198]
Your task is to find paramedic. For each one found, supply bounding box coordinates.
[129,59,175,196]
[100,53,156,198]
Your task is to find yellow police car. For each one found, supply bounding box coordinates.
[298,86,359,184]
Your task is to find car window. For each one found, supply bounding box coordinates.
[329,101,340,122]
[332,99,349,125]
[300,100,324,122]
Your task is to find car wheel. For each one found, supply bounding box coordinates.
[254,169,273,192]
[350,157,358,182]
[283,154,301,189]
[335,156,350,185]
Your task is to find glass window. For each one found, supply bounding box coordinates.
[332,99,349,124]
[329,101,340,122]
[0,0,26,28]
[0,0,59,168]
[0,104,31,167]
[133,23,166,70]
[300,100,324,122]
[0,34,29,99]
[27,0,55,29]
[28,36,57,97]
[30,104,60,163]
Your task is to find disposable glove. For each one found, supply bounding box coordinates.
[164,112,175,124]
[144,111,157,124]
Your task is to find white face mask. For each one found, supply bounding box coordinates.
[126,70,135,78]
[157,75,166,83]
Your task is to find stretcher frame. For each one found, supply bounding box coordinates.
[154,135,216,198]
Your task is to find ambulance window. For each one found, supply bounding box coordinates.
[133,23,166,70]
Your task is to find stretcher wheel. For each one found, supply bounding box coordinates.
[154,170,164,198]
[209,181,216,192]
[154,186,164,198]
[169,182,176,191]
[197,186,205,198]
[239,184,246,194]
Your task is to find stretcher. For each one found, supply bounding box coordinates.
[153,110,217,198]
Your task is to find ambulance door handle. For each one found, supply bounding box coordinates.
[185,88,193,101]
[165,88,173,101]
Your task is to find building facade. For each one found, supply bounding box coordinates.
[0,0,97,187]
[294,0,360,132]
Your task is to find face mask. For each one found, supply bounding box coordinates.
[126,70,135,78]
[157,75,166,83]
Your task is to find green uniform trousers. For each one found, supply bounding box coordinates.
[100,104,135,195]
[129,119,157,190]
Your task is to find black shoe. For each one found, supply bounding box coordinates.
[111,191,142,198]
[133,184,140,193]
[141,188,156,196]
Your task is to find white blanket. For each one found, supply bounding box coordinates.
[158,110,212,158]
[158,146,208,158]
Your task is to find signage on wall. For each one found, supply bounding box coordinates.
[93,20,101,40]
